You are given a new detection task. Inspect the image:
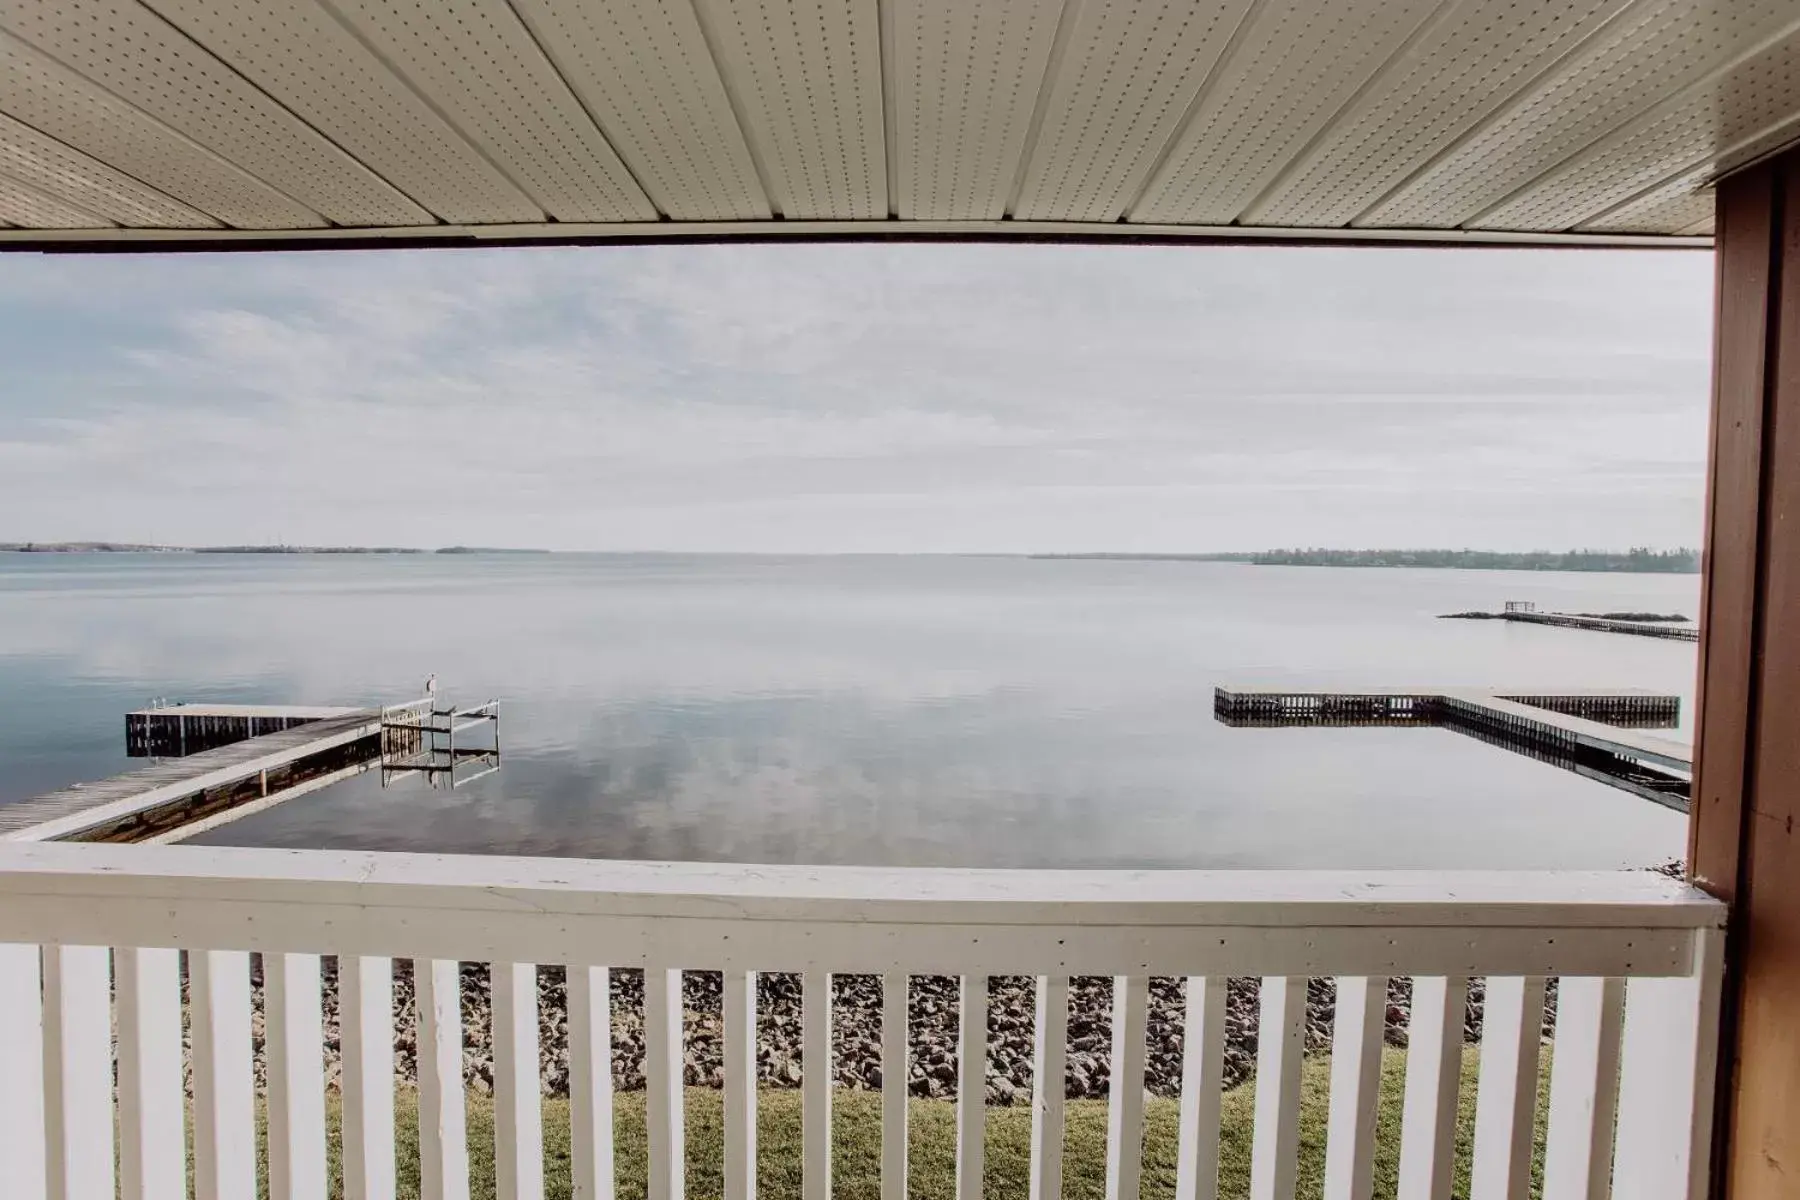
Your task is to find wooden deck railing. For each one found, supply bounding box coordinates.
[0,844,1724,1200]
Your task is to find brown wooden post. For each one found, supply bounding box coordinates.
[1691,148,1800,1197]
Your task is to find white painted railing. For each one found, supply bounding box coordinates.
[0,844,1725,1200]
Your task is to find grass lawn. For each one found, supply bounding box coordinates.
[288,1048,1546,1200]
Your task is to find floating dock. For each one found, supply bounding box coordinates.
[0,708,382,843]
[1,697,505,844]
[126,703,365,756]
[1213,688,1681,728]
[1443,604,1699,642]
[1497,611,1699,642]
[1214,686,1691,812]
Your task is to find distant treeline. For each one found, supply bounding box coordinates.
[1,542,548,555]
[1035,547,1701,573]
[1232,547,1700,573]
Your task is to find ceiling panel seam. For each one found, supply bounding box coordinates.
[1463,13,1800,229]
[0,111,221,227]
[686,0,786,217]
[306,0,557,223]
[1117,0,1271,222]
[115,0,433,226]
[0,165,114,226]
[1233,0,1464,225]
[1345,0,1657,229]
[0,27,329,228]
[499,0,670,220]
[877,0,897,218]
[1002,0,1080,218]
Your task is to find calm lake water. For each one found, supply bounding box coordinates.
[0,553,1695,869]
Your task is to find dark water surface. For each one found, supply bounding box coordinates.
[0,553,1694,869]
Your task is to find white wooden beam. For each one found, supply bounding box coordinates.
[339,956,397,1200]
[570,966,616,1200]
[1029,976,1068,1200]
[1322,977,1386,1200]
[117,947,185,1200]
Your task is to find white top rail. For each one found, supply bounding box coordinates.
[0,845,1721,979]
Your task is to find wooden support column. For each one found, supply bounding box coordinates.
[1691,147,1800,1198]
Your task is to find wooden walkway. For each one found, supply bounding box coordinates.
[1214,686,1691,811]
[1501,611,1699,641]
[0,710,380,842]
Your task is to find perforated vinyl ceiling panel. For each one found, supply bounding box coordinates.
[887,0,1062,221]
[1367,1,1800,229]
[0,0,426,225]
[0,32,325,228]
[140,0,542,224]
[0,173,110,226]
[1246,0,1635,228]
[1478,26,1800,230]
[692,0,887,219]
[1129,0,1439,225]
[0,112,216,227]
[1013,0,1253,222]
[509,0,770,220]
[1581,175,1716,232]
[322,0,656,222]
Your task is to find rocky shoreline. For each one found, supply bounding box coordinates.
[255,962,1549,1105]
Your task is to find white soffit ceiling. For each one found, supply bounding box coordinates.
[2,0,1795,250]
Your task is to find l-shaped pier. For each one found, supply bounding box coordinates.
[1214,686,1691,811]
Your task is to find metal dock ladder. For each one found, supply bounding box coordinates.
[379,696,501,788]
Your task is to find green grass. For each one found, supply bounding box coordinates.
[284,1048,1549,1200]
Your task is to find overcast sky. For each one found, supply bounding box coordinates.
[0,243,1712,553]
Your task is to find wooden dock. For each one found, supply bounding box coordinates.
[0,709,381,843]
[126,703,363,757]
[1214,686,1691,811]
[1213,687,1681,728]
[1499,611,1699,641]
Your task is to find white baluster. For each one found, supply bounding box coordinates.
[1471,977,1546,1200]
[1613,928,1724,1200]
[1542,977,1624,1200]
[494,963,545,1200]
[1175,976,1224,1200]
[723,971,756,1200]
[957,974,988,1200]
[570,967,617,1200]
[1249,977,1306,1200]
[266,953,328,1200]
[882,973,909,1200]
[0,944,46,1200]
[340,956,397,1200]
[117,948,184,1200]
[645,969,685,1200]
[417,960,470,1200]
[1323,977,1386,1200]
[1106,976,1150,1200]
[191,950,256,1200]
[43,944,112,1200]
[1397,976,1469,1200]
[804,971,833,1200]
[1030,976,1068,1200]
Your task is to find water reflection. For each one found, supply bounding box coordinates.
[0,553,1695,869]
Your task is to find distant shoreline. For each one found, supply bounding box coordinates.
[1033,549,1701,574]
[0,543,550,555]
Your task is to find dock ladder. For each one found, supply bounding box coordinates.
[379,696,501,788]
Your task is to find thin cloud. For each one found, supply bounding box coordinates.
[0,244,1713,551]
